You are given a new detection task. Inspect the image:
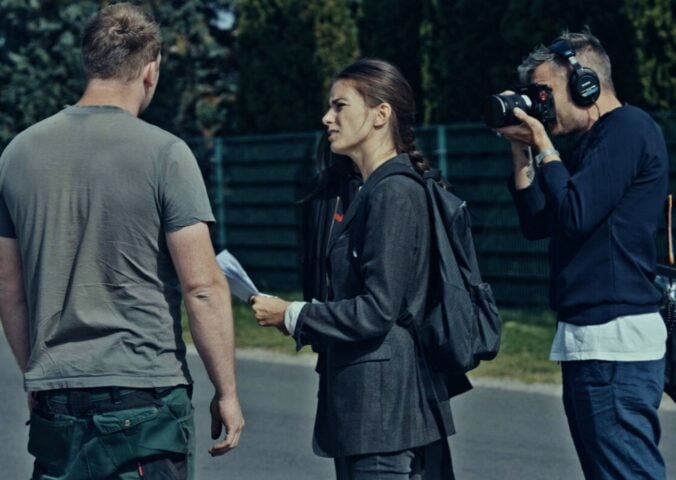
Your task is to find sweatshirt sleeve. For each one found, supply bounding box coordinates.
[538,114,643,239]
[508,173,550,240]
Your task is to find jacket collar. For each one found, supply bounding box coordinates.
[328,154,412,250]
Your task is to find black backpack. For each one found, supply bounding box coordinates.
[378,162,502,374]
[655,265,676,402]
[652,194,676,403]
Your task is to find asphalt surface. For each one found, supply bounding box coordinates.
[1,339,674,479]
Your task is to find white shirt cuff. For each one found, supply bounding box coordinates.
[284,301,307,336]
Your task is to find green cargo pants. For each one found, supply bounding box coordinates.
[28,385,194,480]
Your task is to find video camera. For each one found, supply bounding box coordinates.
[484,84,556,129]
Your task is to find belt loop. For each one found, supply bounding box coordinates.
[111,387,121,405]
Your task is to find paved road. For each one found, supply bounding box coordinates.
[1,338,674,479]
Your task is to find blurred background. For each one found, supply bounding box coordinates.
[1,0,674,308]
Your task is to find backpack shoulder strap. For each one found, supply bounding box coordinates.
[370,161,426,188]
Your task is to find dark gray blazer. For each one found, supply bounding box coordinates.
[295,154,454,458]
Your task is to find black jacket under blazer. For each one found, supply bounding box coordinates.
[295,154,454,458]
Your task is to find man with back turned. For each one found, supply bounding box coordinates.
[496,30,668,479]
[0,3,243,478]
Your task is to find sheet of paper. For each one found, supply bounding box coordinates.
[216,249,261,302]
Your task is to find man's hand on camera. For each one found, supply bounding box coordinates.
[495,107,558,190]
[495,107,554,153]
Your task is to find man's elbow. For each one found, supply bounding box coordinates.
[560,217,592,240]
[182,274,229,301]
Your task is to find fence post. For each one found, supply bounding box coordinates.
[211,137,227,250]
[436,125,448,176]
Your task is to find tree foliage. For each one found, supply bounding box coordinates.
[235,0,358,133]
[623,0,676,110]
[419,0,674,123]
[143,1,237,138]
[0,0,237,149]
[0,0,673,144]
[357,0,424,119]
[0,1,91,146]
[496,0,641,107]
[420,0,513,123]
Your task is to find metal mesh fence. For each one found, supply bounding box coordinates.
[189,115,676,307]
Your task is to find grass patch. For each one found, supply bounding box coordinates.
[230,296,304,354]
[473,309,561,384]
[181,292,308,356]
[182,297,562,384]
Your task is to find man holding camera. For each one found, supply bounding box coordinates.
[496,31,669,479]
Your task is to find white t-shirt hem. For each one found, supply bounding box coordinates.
[549,349,666,362]
[549,312,667,362]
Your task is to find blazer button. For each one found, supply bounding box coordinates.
[352,249,358,258]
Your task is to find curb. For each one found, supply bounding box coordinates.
[223,347,676,412]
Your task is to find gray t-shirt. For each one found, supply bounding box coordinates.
[0,105,215,391]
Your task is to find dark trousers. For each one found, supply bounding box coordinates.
[334,439,454,480]
[29,385,194,480]
[562,358,665,480]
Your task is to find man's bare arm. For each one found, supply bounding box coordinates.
[166,222,244,455]
[0,237,30,372]
[512,143,536,190]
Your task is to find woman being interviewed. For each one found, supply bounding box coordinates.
[251,59,456,479]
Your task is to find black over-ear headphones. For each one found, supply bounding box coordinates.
[547,38,601,106]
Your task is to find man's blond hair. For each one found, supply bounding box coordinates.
[81,2,161,82]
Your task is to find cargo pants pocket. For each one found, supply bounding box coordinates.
[88,404,191,479]
[28,410,83,477]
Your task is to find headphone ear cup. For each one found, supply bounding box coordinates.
[570,67,601,106]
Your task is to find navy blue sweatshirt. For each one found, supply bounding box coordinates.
[510,105,669,325]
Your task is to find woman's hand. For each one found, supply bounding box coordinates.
[250,295,290,335]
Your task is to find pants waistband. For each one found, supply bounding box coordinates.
[34,385,190,416]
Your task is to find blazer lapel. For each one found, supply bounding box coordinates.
[327,187,366,252]
[326,154,412,253]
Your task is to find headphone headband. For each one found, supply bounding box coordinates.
[548,39,576,60]
[547,38,600,106]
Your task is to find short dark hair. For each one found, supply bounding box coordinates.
[518,29,615,93]
[81,2,161,82]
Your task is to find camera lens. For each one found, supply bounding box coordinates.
[483,94,532,128]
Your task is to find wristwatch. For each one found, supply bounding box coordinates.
[534,148,559,166]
